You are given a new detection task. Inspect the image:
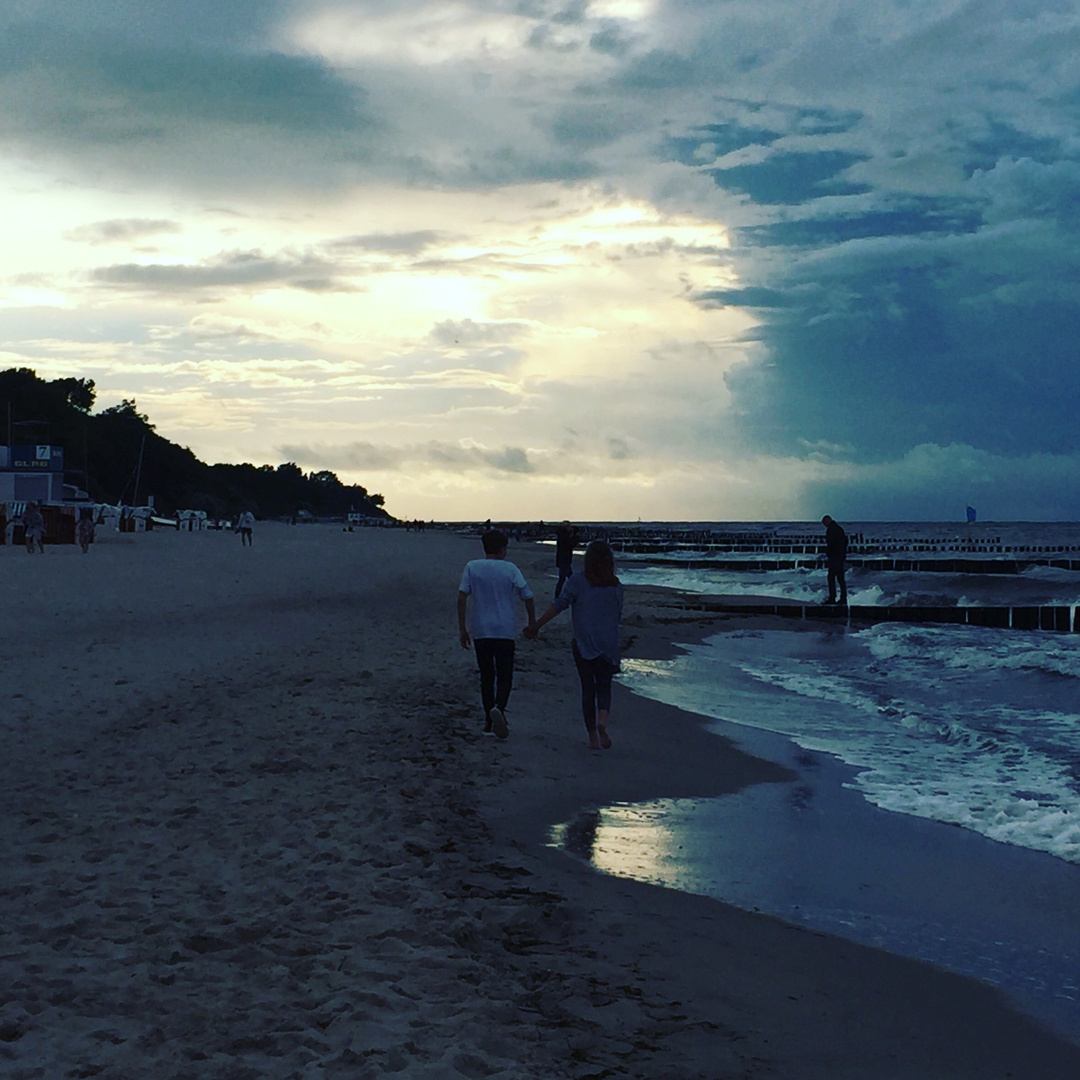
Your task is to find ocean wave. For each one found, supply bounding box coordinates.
[621,629,1080,865]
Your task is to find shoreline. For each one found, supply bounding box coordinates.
[471,540,1080,1075]
[2,525,1079,1077]
[603,588,1080,1043]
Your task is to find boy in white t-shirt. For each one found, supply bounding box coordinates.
[457,530,536,739]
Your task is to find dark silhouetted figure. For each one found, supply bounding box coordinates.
[22,502,45,554]
[554,522,576,597]
[238,510,254,546]
[76,509,95,553]
[821,515,848,605]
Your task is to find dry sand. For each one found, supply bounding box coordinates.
[2,522,1079,1079]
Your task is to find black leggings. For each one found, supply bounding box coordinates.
[572,640,615,732]
[474,638,515,718]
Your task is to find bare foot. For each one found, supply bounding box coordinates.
[588,731,602,750]
[598,726,612,749]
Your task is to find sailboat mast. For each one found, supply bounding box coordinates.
[132,433,146,507]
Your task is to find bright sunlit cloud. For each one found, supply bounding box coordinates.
[284,3,537,65]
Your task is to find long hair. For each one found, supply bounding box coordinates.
[583,540,619,587]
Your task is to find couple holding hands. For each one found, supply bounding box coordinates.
[458,530,623,750]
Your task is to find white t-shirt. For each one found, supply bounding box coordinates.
[459,558,533,639]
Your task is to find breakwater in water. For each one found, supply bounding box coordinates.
[638,556,1080,573]
[684,597,1080,631]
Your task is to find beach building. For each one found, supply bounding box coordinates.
[0,443,79,544]
[0,443,66,504]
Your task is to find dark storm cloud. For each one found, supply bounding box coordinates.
[663,107,861,166]
[801,444,1080,524]
[736,202,983,248]
[588,24,636,58]
[711,150,871,205]
[0,14,379,194]
[0,26,370,140]
[662,1,1080,515]
[0,1,289,49]
[696,286,790,309]
[664,123,782,165]
[722,225,1080,463]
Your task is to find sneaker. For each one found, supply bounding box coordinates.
[489,706,508,740]
[482,719,495,737]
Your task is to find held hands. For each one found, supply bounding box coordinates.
[522,621,539,640]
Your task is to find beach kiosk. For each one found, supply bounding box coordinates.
[0,444,75,544]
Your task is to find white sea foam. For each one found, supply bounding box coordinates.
[620,625,1080,865]
[615,526,1080,864]
[618,564,888,606]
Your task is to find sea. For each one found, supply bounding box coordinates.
[548,522,1080,1042]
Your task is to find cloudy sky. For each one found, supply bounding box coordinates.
[1,0,1078,521]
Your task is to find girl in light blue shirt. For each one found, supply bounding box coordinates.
[527,540,623,749]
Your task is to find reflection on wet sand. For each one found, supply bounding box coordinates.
[550,802,691,889]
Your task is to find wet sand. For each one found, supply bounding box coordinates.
[1,523,1078,1078]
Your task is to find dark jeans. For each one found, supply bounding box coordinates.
[827,561,847,602]
[474,638,515,719]
[572,640,616,731]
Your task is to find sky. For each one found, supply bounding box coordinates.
[1,0,1078,522]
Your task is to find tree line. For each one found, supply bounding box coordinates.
[0,368,389,520]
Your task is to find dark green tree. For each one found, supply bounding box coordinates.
[0,368,392,519]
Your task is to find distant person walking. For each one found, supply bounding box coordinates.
[22,502,45,554]
[526,540,623,750]
[238,510,255,546]
[76,509,95,554]
[554,521,576,597]
[821,515,848,605]
[458,530,536,739]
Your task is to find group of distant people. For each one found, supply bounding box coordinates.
[0,502,263,552]
[0,501,95,554]
[457,515,848,748]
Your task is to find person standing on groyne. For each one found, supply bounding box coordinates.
[554,521,576,598]
[822,515,848,605]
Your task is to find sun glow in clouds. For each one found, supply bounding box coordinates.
[283,3,538,65]
[6,172,754,522]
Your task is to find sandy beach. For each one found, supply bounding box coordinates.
[2,523,1079,1079]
